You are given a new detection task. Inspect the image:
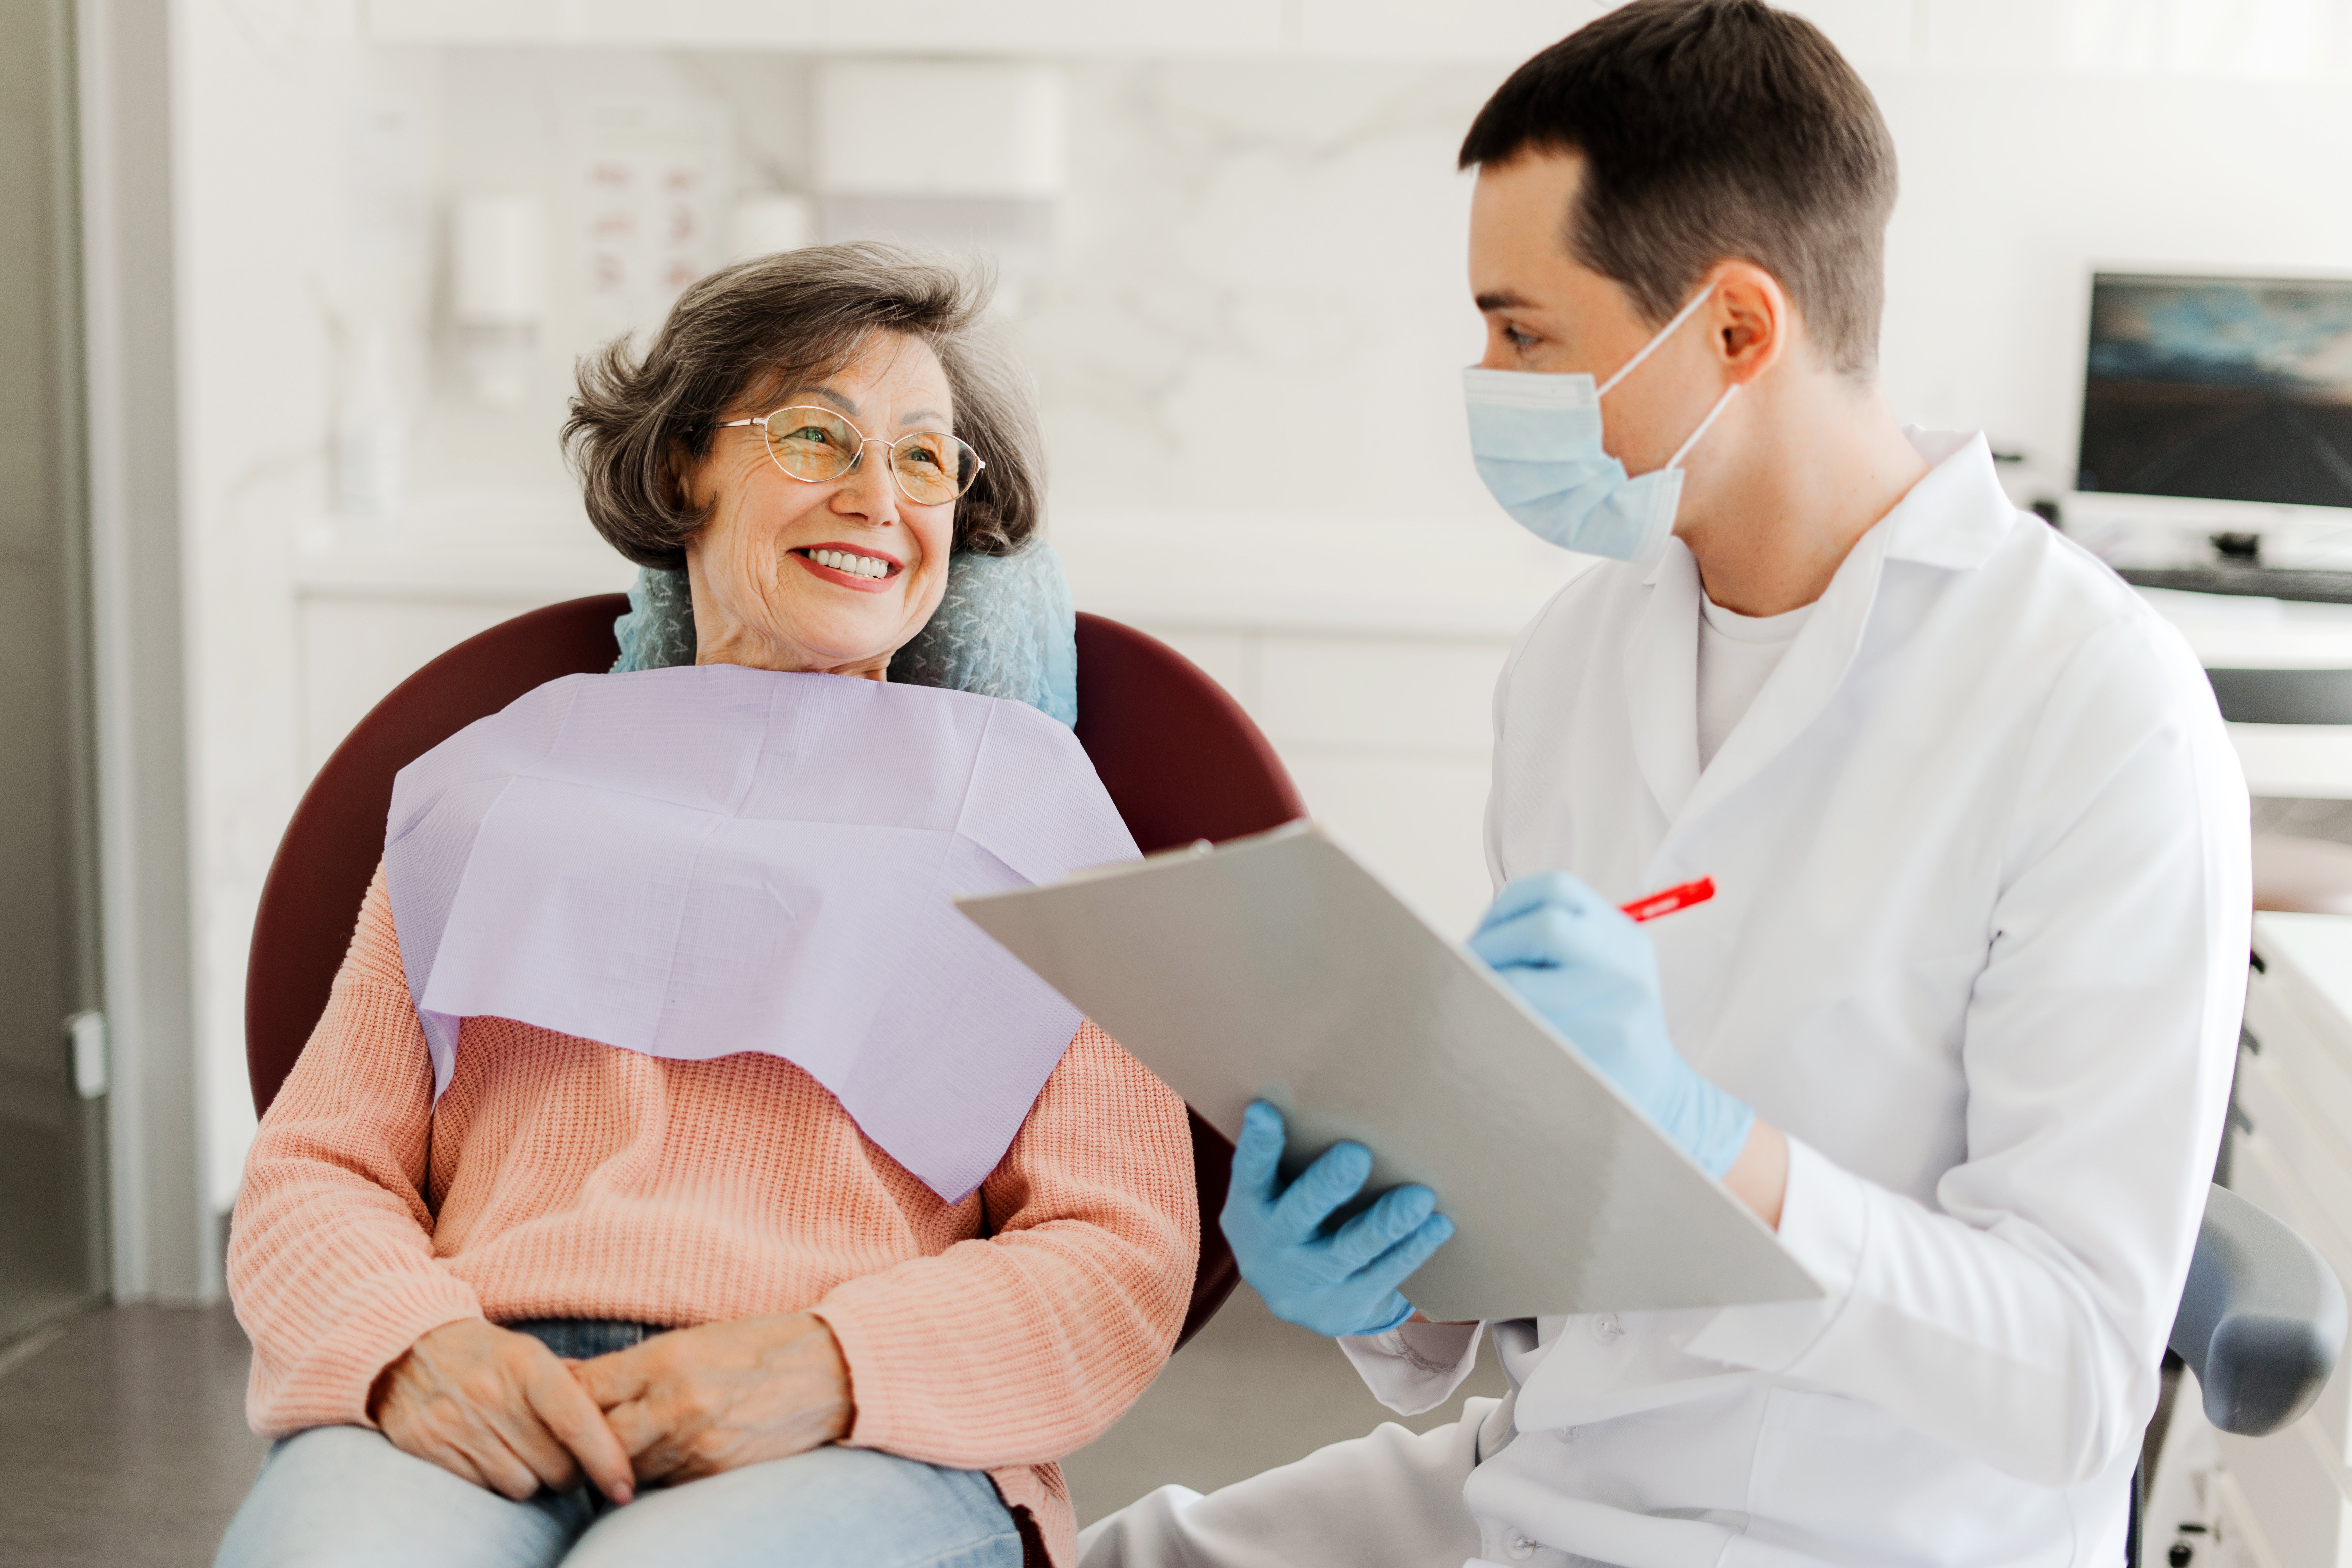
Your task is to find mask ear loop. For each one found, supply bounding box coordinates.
[1597,285,1719,399]
[1665,383,1741,471]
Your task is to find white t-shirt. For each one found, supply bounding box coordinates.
[1696,593,1814,769]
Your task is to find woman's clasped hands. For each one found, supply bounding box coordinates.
[370,1313,854,1505]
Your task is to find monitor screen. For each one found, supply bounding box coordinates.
[2077,272,2352,510]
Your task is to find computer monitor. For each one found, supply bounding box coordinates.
[2077,272,2352,511]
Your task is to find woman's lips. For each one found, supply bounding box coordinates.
[791,545,902,594]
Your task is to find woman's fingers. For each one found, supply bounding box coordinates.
[522,1355,636,1504]
[572,1342,651,1411]
[416,1439,492,1496]
[612,1404,691,1486]
[463,1427,551,1502]
[600,1395,663,1461]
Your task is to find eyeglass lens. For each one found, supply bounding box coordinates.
[763,406,979,505]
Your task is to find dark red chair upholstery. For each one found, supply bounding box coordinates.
[245,596,1302,1354]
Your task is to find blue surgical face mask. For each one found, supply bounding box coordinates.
[1464,287,1741,568]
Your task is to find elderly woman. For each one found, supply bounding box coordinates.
[216,246,1196,1568]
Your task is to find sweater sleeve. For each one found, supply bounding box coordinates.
[229,866,486,1436]
[813,1023,1198,1469]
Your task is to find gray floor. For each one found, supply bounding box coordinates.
[0,1293,1505,1563]
[0,1304,269,1567]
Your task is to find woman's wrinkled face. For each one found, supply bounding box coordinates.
[681,334,957,678]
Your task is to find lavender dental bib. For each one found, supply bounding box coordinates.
[382,664,1139,1202]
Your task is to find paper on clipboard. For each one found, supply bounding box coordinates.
[956,823,1821,1323]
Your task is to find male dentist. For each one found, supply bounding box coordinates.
[1080,2,2248,1565]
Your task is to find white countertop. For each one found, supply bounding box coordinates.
[2256,912,2352,1032]
[2137,588,2352,670]
[2137,588,2352,800]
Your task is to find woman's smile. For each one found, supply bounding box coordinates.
[790,543,904,593]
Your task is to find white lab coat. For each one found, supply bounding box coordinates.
[1077,432,2249,1568]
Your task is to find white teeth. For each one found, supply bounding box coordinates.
[810,548,889,579]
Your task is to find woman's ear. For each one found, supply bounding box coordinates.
[666,437,706,513]
[1708,261,1788,385]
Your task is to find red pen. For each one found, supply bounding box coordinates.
[1620,876,1716,923]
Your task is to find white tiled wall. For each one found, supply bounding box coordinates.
[297,594,559,774]
[1132,622,1513,937]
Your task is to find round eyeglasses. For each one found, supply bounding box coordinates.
[714,405,985,507]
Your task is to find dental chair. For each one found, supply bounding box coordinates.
[243,594,1305,1360]
[2130,1183,2346,1566]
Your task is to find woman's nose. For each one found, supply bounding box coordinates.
[834,443,901,524]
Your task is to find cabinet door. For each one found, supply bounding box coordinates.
[818,0,1284,56]
[0,0,106,1337]
[1296,1,1919,65]
[1295,0,1606,60]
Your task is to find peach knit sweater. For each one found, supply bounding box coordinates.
[229,868,1197,1567]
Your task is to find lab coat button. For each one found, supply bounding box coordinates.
[1506,1533,1537,1560]
[1556,1426,1577,1443]
[1590,1313,1623,1344]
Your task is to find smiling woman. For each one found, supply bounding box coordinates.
[564,243,1042,681]
[215,246,1194,1568]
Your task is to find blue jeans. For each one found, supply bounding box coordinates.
[214,1320,1024,1568]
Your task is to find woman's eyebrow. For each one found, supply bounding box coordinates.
[781,385,859,416]
[898,407,947,428]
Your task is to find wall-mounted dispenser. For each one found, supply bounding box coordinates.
[814,62,1063,292]
[451,194,547,406]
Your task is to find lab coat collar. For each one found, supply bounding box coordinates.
[1623,541,1704,822]
[1879,430,2015,570]
[1637,430,2017,844]
[1632,430,2009,588]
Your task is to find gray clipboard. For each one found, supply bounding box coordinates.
[957,823,1821,1322]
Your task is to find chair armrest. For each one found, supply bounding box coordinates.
[2171,1184,2347,1435]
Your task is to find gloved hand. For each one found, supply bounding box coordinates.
[1220,1101,1456,1338]
[1469,871,1755,1179]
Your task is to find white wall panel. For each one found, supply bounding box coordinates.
[1256,634,1508,754]
[1282,750,1496,939]
[296,594,552,774]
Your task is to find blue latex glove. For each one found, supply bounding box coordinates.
[1220,1101,1456,1337]
[1469,872,1755,1179]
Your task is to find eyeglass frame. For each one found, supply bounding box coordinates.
[712,405,986,507]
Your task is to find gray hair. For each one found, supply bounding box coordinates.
[563,242,1045,570]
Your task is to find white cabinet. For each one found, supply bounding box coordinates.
[361,0,1301,54]
[819,0,1285,55]
[358,1,2352,77]
[1918,0,2352,75]
[359,0,1928,69]
[1293,0,1609,61]
[2225,915,2352,1564]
